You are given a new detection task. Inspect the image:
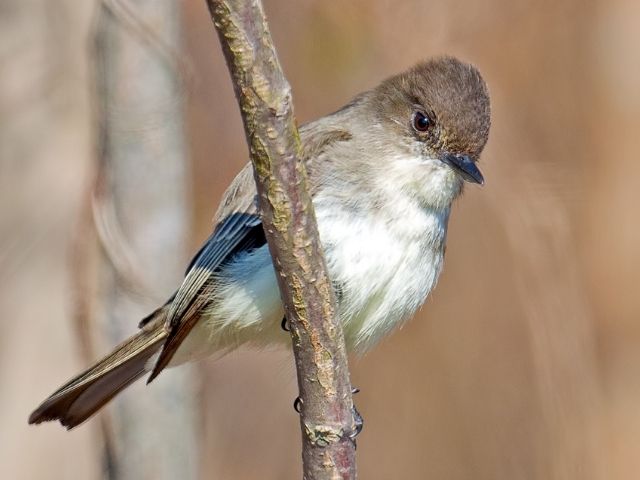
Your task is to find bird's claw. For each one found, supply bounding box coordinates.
[281,317,290,332]
[292,387,363,447]
[349,387,363,447]
[293,395,303,413]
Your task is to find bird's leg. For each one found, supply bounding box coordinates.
[349,387,364,447]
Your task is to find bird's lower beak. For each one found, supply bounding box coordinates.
[441,154,484,185]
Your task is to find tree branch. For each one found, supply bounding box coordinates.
[205,1,357,478]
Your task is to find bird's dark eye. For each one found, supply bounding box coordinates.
[412,111,432,132]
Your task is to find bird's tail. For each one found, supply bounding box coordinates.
[28,307,168,430]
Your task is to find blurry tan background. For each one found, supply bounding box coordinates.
[2,0,639,478]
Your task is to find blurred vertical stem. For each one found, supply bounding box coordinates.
[205,1,357,478]
[93,1,197,479]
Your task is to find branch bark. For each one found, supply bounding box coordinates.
[205,1,357,478]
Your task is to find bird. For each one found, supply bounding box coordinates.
[29,56,491,429]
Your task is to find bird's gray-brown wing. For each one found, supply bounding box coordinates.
[149,126,352,381]
[148,163,265,381]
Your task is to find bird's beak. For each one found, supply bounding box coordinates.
[441,153,484,185]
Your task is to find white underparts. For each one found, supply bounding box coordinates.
[171,154,460,364]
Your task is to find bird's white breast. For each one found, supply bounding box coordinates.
[314,191,448,351]
[176,174,450,362]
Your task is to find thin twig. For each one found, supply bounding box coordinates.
[205,1,357,478]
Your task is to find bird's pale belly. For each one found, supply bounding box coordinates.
[318,210,445,351]
[173,208,446,363]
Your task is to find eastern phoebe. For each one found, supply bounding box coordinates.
[29,56,491,429]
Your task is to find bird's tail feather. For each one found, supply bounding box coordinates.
[28,308,168,430]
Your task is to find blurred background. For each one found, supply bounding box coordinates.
[1,0,639,478]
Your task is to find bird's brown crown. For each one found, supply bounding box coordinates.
[372,56,491,160]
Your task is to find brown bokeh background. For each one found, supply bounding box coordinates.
[2,0,640,478]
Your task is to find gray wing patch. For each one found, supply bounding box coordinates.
[148,211,266,381]
[164,162,260,329]
[161,123,351,331]
[148,122,353,377]
[165,212,264,329]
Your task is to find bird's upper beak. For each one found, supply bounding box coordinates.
[441,153,484,185]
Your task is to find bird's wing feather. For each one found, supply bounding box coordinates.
[150,125,352,381]
[149,164,261,380]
